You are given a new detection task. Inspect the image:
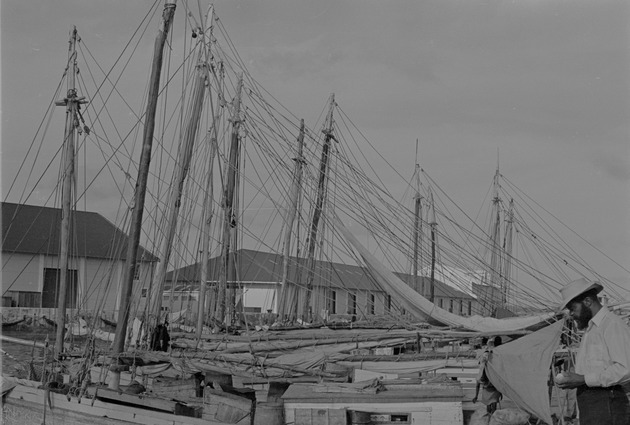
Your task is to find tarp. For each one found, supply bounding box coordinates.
[485,319,565,424]
[334,214,558,332]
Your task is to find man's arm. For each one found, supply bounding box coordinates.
[472,382,480,403]
[556,371,585,390]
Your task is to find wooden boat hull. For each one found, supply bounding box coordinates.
[2,377,233,425]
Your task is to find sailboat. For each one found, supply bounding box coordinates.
[3,1,629,424]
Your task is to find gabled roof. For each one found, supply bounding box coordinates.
[2,202,157,262]
[166,248,473,299]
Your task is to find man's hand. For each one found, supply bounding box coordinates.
[555,371,586,390]
[472,396,478,403]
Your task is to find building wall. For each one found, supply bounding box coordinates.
[2,251,155,320]
[2,252,41,294]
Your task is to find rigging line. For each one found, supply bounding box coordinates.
[212,17,301,125]
[334,105,413,200]
[502,174,630,276]
[5,75,66,204]
[75,3,159,123]
[501,188,592,274]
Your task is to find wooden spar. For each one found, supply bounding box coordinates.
[428,189,436,303]
[195,139,216,342]
[502,198,514,307]
[278,119,306,321]
[112,0,176,369]
[302,95,335,321]
[216,75,244,328]
[148,48,208,330]
[54,27,87,357]
[412,163,423,293]
[489,166,502,307]
[195,5,217,343]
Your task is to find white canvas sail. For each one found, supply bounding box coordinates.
[334,214,558,332]
[485,319,565,424]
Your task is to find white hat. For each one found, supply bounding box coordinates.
[558,278,603,311]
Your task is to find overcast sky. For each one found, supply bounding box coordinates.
[2,0,629,288]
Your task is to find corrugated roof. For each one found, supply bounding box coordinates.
[2,202,158,262]
[166,248,473,299]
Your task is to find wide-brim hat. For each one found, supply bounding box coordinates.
[558,278,603,311]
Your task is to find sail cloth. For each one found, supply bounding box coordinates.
[485,319,565,424]
[334,215,557,332]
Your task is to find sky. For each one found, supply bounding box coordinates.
[2,0,630,291]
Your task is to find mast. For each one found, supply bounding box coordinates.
[148,42,209,331]
[502,198,514,308]
[216,75,244,328]
[195,5,217,343]
[54,27,87,357]
[278,120,306,321]
[489,166,502,306]
[428,188,437,303]
[302,94,335,321]
[196,138,217,341]
[112,0,176,358]
[412,156,423,294]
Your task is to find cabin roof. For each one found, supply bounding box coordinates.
[166,248,474,300]
[1,202,158,262]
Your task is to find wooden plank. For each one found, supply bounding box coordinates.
[91,387,177,412]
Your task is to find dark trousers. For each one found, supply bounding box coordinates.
[576,385,630,425]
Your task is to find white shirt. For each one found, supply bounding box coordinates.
[575,306,630,388]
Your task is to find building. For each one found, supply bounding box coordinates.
[163,249,478,322]
[1,202,158,319]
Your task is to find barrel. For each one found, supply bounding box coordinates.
[254,401,284,425]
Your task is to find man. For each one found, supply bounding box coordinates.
[556,278,630,425]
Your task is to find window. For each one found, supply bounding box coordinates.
[42,268,78,308]
[385,294,391,313]
[329,290,337,314]
[438,298,443,308]
[368,293,375,315]
[468,301,472,316]
[449,299,453,313]
[459,300,464,314]
[348,292,357,315]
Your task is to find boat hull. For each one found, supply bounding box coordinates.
[2,377,232,425]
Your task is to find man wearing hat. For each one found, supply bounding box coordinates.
[556,278,630,425]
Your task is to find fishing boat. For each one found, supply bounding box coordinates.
[2,1,629,424]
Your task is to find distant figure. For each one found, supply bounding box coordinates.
[473,336,503,415]
[150,322,170,352]
[556,278,630,425]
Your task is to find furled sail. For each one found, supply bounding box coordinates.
[334,214,558,332]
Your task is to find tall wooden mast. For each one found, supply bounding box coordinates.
[148,34,209,331]
[302,95,335,321]
[216,75,244,328]
[112,0,177,357]
[489,166,502,305]
[278,119,306,321]
[502,198,514,307]
[54,27,87,357]
[428,188,437,303]
[195,5,217,343]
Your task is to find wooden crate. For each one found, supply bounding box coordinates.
[295,408,346,425]
[203,388,253,424]
[151,376,200,399]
